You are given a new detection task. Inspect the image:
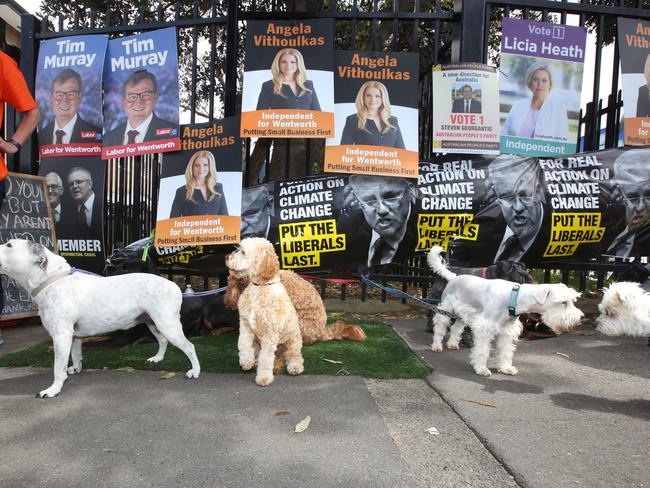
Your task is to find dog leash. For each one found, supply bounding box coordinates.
[358,271,458,319]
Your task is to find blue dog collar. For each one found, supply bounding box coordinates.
[508,284,521,317]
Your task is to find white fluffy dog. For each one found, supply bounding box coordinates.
[428,246,583,376]
[596,281,650,337]
[0,239,200,398]
[227,237,303,386]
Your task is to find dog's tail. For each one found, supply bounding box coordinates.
[427,246,457,281]
[319,320,367,342]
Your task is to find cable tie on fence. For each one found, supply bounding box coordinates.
[357,270,457,319]
[141,229,155,263]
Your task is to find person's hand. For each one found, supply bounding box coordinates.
[0,138,19,154]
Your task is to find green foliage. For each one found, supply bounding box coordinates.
[0,321,430,379]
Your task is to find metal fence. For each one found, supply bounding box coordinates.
[9,0,650,292]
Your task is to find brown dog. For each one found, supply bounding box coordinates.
[225,255,366,346]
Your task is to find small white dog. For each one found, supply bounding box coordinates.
[428,246,583,376]
[227,237,303,386]
[596,281,650,337]
[0,239,200,398]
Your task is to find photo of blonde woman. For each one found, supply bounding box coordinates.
[255,48,321,111]
[340,81,405,148]
[169,150,228,218]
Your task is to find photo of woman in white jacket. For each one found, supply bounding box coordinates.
[502,62,569,141]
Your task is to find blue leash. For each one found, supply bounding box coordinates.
[358,270,457,318]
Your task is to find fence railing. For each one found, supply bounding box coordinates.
[11,0,650,286]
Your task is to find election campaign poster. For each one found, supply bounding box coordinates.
[324,50,419,178]
[499,18,586,157]
[448,149,649,266]
[240,19,335,138]
[38,157,106,273]
[154,118,243,247]
[617,17,650,146]
[36,35,107,159]
[430,63,500,154]
[416,156,491,253]
[102,27,180,159]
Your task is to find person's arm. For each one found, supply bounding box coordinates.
[218,193,229,216]
[393,118,405,149]
[502,105,515,136]
[340,116,356,145]
[256,82,272,110]
[169,188,184,218]
[308,81,321,111]
[0,106,40,155]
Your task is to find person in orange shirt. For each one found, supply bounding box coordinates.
[0,49,41,341]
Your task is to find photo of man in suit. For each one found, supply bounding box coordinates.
[38,69,101,145]
[63,166,102,236]
[451,85,482,114]
[606,149,650,257]
[45,172,64,224]
[103,70,176,146]
[341,175,418,267]
[450,155,548,266]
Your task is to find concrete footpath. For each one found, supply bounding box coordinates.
[0,313,648,487]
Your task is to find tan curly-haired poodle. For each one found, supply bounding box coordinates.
[225,247,366,347]
[227,237,304,386]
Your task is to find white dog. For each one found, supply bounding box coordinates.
[0,239,200,398]
[428,246,583,376]
[596,281,650,337]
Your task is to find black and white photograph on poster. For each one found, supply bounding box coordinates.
[325,50,419,177]
[241,182,275,241]
[38,157,106,273]
[155,119,243,247]
[240,19,335,138]
[102,27,180,159]
[36,35,107,159]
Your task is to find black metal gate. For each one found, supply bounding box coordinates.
[10,0,650,280]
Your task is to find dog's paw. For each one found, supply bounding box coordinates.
[446,342,460,350]
[37,387,61,398]
[497,366,518,376]
[67,365,81,375]
[240,360,255,371]
[185,369,200,379]
[431,344,443,353]
[255,374,274,386]
[286,362,304,376]
[147,355,164,364]
[474,366,492,377]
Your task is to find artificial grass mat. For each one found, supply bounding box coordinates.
[0,321,429,379]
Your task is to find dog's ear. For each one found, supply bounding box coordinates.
[532,286,550,305]
[29,242,48,272]
[251,243,279,284]
[37,255,48,271]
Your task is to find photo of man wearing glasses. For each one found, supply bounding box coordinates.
[59,166,102,237]
[339,175,418,267]
[103,69,176,146]
[38,68,101,146]
[450,155,549,266]
[605,149,650,258]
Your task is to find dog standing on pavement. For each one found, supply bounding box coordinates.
[0,239,200,398]
[596,281,650,338]
[426,260,534,333]
[427,246,583,376]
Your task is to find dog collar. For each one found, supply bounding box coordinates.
[31,272,70,298]
[252,280,280,286]
[508,284,521,317]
